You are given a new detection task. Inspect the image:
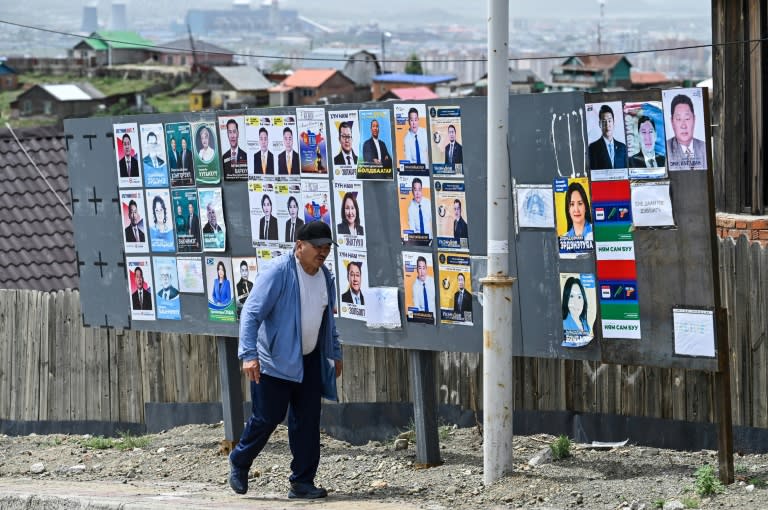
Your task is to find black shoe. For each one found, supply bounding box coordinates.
[288,481,328,499]
[229,457,248,495]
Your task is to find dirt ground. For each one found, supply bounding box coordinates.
[1,422,767,509]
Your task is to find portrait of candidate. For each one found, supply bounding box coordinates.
[167,137,180,170]
[197,126,215,163]
[124,199,146,242]
[403,107,428,164]
[666,93,706,169]
[223,119,248,173]
[452,199,468,240]
[142,131,165,169]
[253,127,274,175]
[444,124,463,167]
[259,194,279,240]
[179,137,193,171]
[131,267,153,311]
[149,195,173,246]
[410,255,435,313]
[203,202,223,234]
[277,127,299,175]
[284,195,304,242]
[452,272,472,316]
[407,177,432,236]
[362,119,392,168]
[174,203,187,234]
[562,276,591,334]
[119,134,139,177]
[186,201,201,243]
[628,115,665,168]
[211,260,232,306]
[588,104,627,170]
[564,181,593,240]
[336,192,364,236]
[333,121,358,166]
[156,270,179,301]
[236,260,254,305]
[341,261,364,305]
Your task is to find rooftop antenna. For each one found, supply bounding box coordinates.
[597,0,605,53]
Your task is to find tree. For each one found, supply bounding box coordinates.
[404,53,423,75]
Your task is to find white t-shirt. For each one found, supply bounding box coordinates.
[295,257,328,355]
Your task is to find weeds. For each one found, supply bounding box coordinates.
[653,499,665,509]
[115,430,150,451]
[81,436,114,450]
[693,465,725,497]
[550,435,572,460]
[682,495,700,508]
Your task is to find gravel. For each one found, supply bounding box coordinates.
[1,422,767,509]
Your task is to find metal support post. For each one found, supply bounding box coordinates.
[217,336,244,445]
[408,349,442,466]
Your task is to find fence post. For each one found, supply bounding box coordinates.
[409,349,441,466]
[217,336,244,445]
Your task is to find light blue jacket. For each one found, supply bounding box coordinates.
[238,254,342,401]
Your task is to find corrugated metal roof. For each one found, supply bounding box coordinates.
[373,73,457,84]
[281,69,338,88]
[81,31,155,50]
[387,86,439,100]
[41,84,104,101]
[155,38,234,55]
[0,126,77,291]
[213,66,272,91]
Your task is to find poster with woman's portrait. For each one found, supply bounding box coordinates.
[334,180,366,251]
[560,272,597,348]
[205,256,236,323]
[192,121,221,184]
[248,179,279,247]
[152,256,181,320]
[554,176,594,259]
[144,189,175,252]
[113,122,143,188]
[273,180,300,248]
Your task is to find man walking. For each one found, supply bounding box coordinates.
[229,221,343,500]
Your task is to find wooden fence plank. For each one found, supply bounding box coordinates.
[751,243,768,427]
[69,289,87,420]
[8,290,22,420]
[733,236,753,426]
[37,292,51,421]
[51,289,71,420]
[107,327,120,422]
[22,291,42,420]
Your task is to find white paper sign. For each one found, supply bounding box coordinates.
[673,308,715,358]
[631,180,675,227]
[365,287,402,329]
[515,184,555,229]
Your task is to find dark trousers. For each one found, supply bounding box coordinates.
[230,346,322,484]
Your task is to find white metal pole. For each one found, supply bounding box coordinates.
[482,0,515,486]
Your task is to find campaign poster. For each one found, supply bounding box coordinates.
[127,257,155,321]
[232,256,257,319]
[434,180,468,251]
[598,279,641,340]
[398,174,433,246]
[297,107,329,177]
[144,189,175,253]
[248,115,299,176]
[205,256,236,322]
[329,110,360,180]
[357,108,394,180]
[560,272,597,348]
[245,115,276,176]
[152,256,181,320]
[218,115,248,181]
[271,179,300,246]
[113,122,142,188]
[198,187,226,252]
[139,123,169,188]
[256,247,288,273]
[301,179,332,227]
[171,188,202,253]
[515,184,555,229]
[120,190,148,254]
[586,101,628,180]
[438,252,472,325]
[429,105,464,176]
[554,177,594,259]
[177,256,204,293]
[334,180,366,251]
[248,178,279,247]
[337,249,368,322]
[403,251,435,325]
[394,103,429,175]
[623,101,667,180]
[192,121,221,184]
[165,122,195,187]
[662,87,708,171]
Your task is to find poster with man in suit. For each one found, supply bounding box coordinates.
[113,122,142,187]
[586,101,628,180]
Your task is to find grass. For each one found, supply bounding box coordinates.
[682,495,700,508]
[81,436,115,450]
[693,465,725,497]
[80,431,150,451]
[550,435,572,460]
[653,499,665,509]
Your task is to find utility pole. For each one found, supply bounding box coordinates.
[482,0,515,486]
[597,0,605,53]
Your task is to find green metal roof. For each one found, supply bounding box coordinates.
[81,31,154,51]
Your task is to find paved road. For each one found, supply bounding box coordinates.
[0,479,428,510]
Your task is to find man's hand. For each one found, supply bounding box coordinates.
[243,359,261,383]
[335,359,343,378]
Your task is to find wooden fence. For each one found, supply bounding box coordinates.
[1,237,765,429]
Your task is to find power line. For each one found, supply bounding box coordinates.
[0,17,755,65]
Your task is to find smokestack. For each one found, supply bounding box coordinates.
[81,3,98,33]
[110,1,128,31]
